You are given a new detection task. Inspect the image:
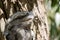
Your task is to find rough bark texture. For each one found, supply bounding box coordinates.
[0,0,49,40]
[0,26,5,40]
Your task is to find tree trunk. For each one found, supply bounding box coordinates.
[0,0,49,40]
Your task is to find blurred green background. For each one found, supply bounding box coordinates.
[45,0,60,40]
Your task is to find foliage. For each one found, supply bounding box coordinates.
[46,0,60,40]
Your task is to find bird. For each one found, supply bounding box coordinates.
[4,11,34,40]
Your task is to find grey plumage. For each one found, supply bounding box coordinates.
[4,11,34,40]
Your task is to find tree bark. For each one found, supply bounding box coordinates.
[0,0,49,40]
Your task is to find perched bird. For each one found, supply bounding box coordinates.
[4,11,34,40]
